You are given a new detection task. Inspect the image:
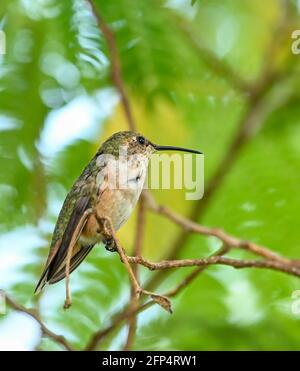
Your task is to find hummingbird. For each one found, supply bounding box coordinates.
[35,131,202,293]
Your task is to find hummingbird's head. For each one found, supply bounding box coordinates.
[101,131,203,158]
[101,131,155,158]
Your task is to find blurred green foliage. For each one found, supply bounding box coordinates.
[1,0,300,350]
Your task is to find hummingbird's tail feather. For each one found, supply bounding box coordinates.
[34,196,91,294]
[34,269,49,294]
[47,196,91,280]
[48,244,95,284]
[34,244,95,293]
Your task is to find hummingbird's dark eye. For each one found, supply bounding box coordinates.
[137,136,146,145]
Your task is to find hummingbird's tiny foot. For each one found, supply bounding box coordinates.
[103,237,118,252]
[63,299,72,310]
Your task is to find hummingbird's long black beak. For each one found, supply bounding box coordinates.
[153,144,203,155]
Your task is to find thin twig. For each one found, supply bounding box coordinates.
[127,255,300,278]
[165,244,230,298]
[124,197,146,351]
[5,293,74,351]
[144,194,292,265]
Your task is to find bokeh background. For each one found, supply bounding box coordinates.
[1,0,300,350]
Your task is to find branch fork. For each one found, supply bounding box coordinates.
[94,212,172,313]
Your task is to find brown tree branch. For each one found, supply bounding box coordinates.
[4,293,74,351]
[86,0,136,131]
[178,23,250,93]
[83,190,300,351]
[82,0,298,352]
[83,234,300,352]
[84,244,229,350]
[2,0,295,353]
[86,0,143,350]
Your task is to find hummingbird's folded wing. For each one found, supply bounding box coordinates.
[34,195,92,293]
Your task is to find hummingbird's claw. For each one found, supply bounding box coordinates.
[103,237,118,252]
